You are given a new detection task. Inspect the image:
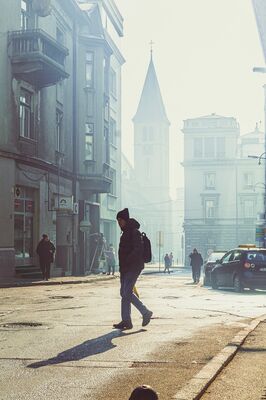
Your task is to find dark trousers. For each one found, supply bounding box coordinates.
[40,260,51,280]
[192,265,201,282]
[108,263,115,275]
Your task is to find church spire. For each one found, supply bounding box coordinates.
[133,52,170,125]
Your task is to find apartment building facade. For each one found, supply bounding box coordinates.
[0,0,124,279]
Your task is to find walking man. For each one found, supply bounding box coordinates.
[113,208,153,330]
[164,253,171,274]
[36,234,55,281]
[189,248,203,283]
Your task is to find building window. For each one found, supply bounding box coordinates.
[205,200,215,218]
[104,127,109,164]
[110,169,116,196]
[149,127,154,141]
[110,68,117,97]
[19,88,33,139]
[194,138,203,158]
[143,127,148,141]
[56,27,64,45]
[85,52,94,87]
[103,57,109,94]
[205,173,216,189]
[243,200,254,218]
[56,109,63,152]
[216,137,225,158]
[244,173,254,188]
[204,137,215,158]
[85,123,94,161]
[109,118,116,146]
[21,0,30,30]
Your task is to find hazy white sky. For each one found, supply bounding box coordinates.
[115,0,265,193]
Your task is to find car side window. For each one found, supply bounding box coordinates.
[231,251,242,262]
[221,251,233,263]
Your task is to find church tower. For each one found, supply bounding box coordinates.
[133,52,171,201]
[132,51,173,258]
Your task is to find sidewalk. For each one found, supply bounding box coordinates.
[142,263,187,274]
[0,264,188,288]
[201,317,266,400]
[0,274,116,289]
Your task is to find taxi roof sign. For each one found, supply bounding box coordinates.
[238,244,256,248]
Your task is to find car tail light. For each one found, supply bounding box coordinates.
[244,262,251,269]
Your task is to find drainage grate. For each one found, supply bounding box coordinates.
[49,295,74,299]
[0,322,43,329]
[261,388,266,400]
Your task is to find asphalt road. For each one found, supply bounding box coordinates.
[0,272,265,400]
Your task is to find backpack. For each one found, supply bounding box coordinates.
[142,232,152,263]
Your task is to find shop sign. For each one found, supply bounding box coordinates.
[54,195,73,211]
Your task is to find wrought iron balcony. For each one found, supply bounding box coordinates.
[8,29,69,88]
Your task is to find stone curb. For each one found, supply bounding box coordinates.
[172,314,266,400]
[0,275,116,289]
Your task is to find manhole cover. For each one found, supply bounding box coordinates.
[49,296,74,299]
[0,322,44,329]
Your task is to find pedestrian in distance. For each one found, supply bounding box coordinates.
[105,244,116,275]
[169,252,173,267]
[189,248,203,284]
[128,385,159,400]
[164,253,171,274]
[113,208,153,330]
[36,234,55,281]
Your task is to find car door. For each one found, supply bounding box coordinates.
[223,250,243,287]
[215,251,234,286]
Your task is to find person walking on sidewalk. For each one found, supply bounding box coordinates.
[105,244,116,275]
[36,234,55,281]
[113,208,153,330]
[164,253,171,274]
[189,248,203,283]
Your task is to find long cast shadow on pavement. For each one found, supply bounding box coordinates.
[27,329,146,369]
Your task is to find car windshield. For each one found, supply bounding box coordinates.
[245,251,266,263]
[208,252,226,262]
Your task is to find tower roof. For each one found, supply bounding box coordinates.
[133,55,170,125]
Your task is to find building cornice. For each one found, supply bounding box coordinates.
[0,150,74,180]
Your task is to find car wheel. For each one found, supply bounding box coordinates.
[233,275,243,293]
[211,273,219,289]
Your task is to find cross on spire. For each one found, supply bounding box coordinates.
[149,40,154,57]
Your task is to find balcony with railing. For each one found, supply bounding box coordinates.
[80,161,112,193]
[8,29,69,88]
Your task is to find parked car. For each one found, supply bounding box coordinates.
[203,251,227,286]
[210,245,266,292]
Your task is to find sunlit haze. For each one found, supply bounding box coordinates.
[116,0,265,196]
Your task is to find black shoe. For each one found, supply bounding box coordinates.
[142,310,153,327]
[113,321,133,330]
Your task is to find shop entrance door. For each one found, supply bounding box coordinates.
[14,191,35,266]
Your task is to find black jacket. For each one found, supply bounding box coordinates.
[118,218,144,274]
[189,252,203,268]
[36,240,55,263]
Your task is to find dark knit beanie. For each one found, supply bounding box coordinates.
[129,385,159,400]
[116,208,129,221]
